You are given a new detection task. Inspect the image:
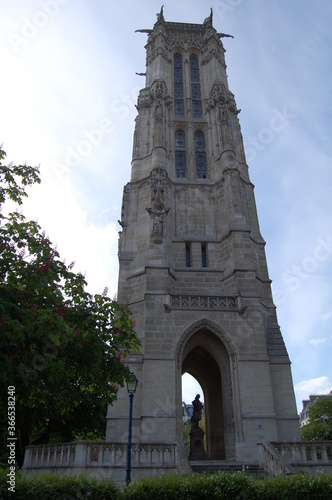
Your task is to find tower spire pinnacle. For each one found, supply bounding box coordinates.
[203,7,213,26]
[157,5,165,22]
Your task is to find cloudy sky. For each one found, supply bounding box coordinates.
[1,0,332,412]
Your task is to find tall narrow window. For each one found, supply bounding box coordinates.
[201,244,207,267]
[175,130,186,178]
[185,243,191,267]
[195,131,207,179]
[174,54,184,117]
[190,54,202,118]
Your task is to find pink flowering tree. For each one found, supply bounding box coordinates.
[0,147,140,465]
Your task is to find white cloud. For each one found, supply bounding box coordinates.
[182,373,203,404]
[321,311,332,321]
[295,376,332,410]
[22,178,119,296]
[308,338,330,346]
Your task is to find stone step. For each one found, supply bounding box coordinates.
[190,460,267,478]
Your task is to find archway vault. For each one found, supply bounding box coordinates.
[180,323,236,460]
[175,318,236,370]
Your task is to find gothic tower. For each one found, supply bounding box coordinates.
[106,8,300,472]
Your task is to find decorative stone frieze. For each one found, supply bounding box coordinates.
[170,294,238,310]
[167,30,204,51]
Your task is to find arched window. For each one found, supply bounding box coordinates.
[195,131,207,179]
[174,54,184,117]
[175,130,186,178]
[190,54,202,118]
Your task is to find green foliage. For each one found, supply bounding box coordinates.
[1,469,332,499]
[182,422,190,454]
[123,472,260,499]
[0,147,141,465]
[122,471,332,499]
[301,397,332,441]
[0,148,41,207]
[260,473,332,500]
[0,469,121,499]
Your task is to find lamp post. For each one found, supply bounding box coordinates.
[126,372,138,485]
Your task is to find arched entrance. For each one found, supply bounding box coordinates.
[181,324,236,460]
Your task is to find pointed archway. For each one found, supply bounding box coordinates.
[180,323,236,460]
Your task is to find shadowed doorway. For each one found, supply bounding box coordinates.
[181,327,235,460]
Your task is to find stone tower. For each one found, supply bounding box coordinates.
[106,7,300,472]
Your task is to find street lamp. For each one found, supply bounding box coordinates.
[126,372,138,485]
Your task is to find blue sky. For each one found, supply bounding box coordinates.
[1,0,332,412]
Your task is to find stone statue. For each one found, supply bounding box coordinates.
[191,394,203,429]
[189,394,206,458]
[146,207,170,242]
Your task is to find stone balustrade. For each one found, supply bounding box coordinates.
[23,440,332,480]
[23,441,177,472]
[258,441,332,476]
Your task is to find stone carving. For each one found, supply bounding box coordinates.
[118,183,130,255]
[203,8,213,27]
[154,103,163,123]
[120,183,129,226]
[146,43,171,65]
[205,82,227,111]
[156,5,165,23]
[168,30,203,51]
[151,167,167,200]
[146,206,170,243]
[201,37,224,66]
[136,89,153,110]
[137,80,172,112]
[206,84,240,119]
[171,295,238,310]
[150,80,167,101]
[146,168,170,243]
[220,105,229,122]
[228,98,241,115]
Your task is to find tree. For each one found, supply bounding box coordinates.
[301,396,332,441]
[0,147,140,465]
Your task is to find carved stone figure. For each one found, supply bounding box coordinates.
[146,207,170,243]
[191,394,203,429]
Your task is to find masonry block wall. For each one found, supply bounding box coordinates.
[106,8,300,468]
